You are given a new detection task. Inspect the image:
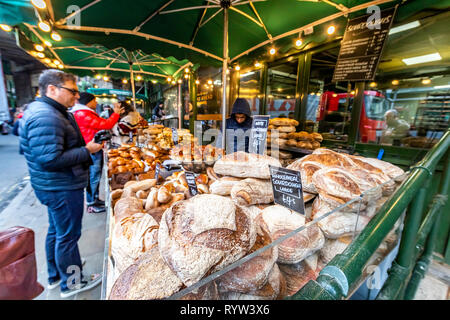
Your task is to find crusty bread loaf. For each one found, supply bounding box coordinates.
[277,126,296,133]
[213,152,281,179]
[220,264,283,300]
[111,212,159,275]
[216,225,278,293]
[109,246,183,300]
[158,194,257,286]
[270,118,299,127]
[179,282,220,300]
[287,159,325,194]
[230,178,274,206]
[209,177,243,196]
[113,196,144,223]
[259,205,325,264]
[311,196,370,239]
[320,236,352,264]
[128,179,157,192]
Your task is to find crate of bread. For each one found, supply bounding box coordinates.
[106,148,405,300]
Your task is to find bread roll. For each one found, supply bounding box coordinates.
[157,186,173,204]
[270,118,299,127]
[136,190,149,200]
[158,194,257,286]
[286,139,297,147]
[213,152,282,179]
[231,178,274,206]
[111,189,123,200]
[109,246,183,300]
[145,188,159,211]
[128,179,157,192]
[259,205,325,264]
[277,126,296,133]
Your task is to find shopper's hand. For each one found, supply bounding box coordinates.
[113,103,125,115]
[86,140,104,154]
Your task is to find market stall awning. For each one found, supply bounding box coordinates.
[2,0,448,67]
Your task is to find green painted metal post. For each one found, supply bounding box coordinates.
[189,74,198,135]
[260,63,268,116]
[293,130,450,300]
[348,82,365,146]
[298,53,312,131]
[376,181,430,300]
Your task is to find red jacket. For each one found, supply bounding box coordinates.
[71,104,120,143]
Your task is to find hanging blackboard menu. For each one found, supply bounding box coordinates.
[184,171,198,196]
[249,115,270,155]
[269,165,305,215]
[332,6,397,82]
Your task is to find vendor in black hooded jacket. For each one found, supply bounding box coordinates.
[218,98,253,153]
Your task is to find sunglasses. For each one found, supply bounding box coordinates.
[57,86,80,96]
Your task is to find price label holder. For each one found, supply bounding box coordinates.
[155,163,161,182]
[171,128,179,145]
[249,115,270,155]
[269,165,306,217]
[184,170,198,197]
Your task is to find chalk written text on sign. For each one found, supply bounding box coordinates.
[332,7,397,82]
[269,165,305,215]
[184,171,198,196]
[249,115,270,155]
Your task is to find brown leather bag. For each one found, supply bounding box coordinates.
[0,226,44,300]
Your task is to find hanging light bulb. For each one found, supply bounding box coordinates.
[207,79,213,85]
[195,80,200,85]
[44,58,51,64]
[184,68,190,73]
[184,74,189,79]
[122,79,128,84]
[53,60,60,65]
[51,32,62,41]
[103,76,109,81]
[369,82,377,88]
[152,80,157,84]
[351,90,355,95]
[58,64,64,69]
[177,79,182,84]
[392,80,399,85]
[0,24,12,32]
[327,25,336,35]
[167,77,172,82]
[171,80,176,85]
[36,52,45,59]
[136,75,142,81]
[31,0,46,9]
[235,65,240,71]
[421,78,431,85]
[295,38,303,47]
[38,21,51,32]
[269,47,276,55]
[49,63,57,68]
[254,62,261,68]
[44,41,52,47]
[35,44,44,52]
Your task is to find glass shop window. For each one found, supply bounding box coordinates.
[238,68,262,115]
[359,10,450,148]
[265,58,298,119]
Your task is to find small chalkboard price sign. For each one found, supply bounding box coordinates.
[184,171,198,196]
[171,128,179,145]
[249,115,270,155]
[155,163,161,182]
[269,165,305,215]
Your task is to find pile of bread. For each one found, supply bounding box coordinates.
[170,143,224,163]
[107,149,405,300]
[266,118,323,150]
[266,149,295,167]
[107,143,170,178]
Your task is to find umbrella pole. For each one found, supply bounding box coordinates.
[221,6,229,150]
[129,62,136,110]
[178,82,182,129]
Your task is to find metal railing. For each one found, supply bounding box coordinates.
[292,129,450,300]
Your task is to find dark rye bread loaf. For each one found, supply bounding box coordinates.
[158,194,257,287]
[216,224,278,293]
[108,245,183,300]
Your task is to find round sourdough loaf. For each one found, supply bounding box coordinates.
[320,236,352,264]
[216,225,278,293]
[179,282,220,300]
[158,194,257,287]
[108,246,183,300]
[220,264,283,300]
[259,205,325,264]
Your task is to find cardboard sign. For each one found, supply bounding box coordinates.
[269,165,305,215]
[184,170,198,196]
[333,7,397,82]
[249,115,270,155]
[171,128,179,145]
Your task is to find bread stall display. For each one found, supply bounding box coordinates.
[102,145,405,300]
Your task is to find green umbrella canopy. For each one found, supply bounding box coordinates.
[4,0,449,68]
[14,21,196,83]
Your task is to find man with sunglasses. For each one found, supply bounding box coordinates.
[19,70,104,298]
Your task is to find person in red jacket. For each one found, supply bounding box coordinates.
[71,92,124,213]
